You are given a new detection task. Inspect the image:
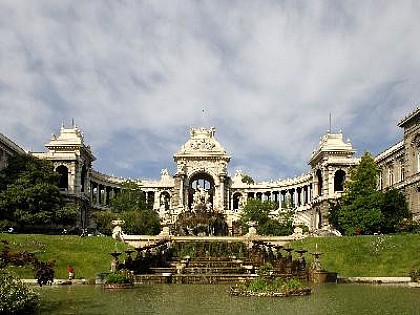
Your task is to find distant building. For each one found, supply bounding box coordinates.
[0,132,26,170]
[376,107,420,218]
[1,108,419,232]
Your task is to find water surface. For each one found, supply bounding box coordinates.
[36,283,420,315]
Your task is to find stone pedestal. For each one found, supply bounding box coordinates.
[308,271,338,283]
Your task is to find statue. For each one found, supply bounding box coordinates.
[111,219,125,241]
[193,185,209,209]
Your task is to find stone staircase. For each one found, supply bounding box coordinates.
[136,256,255,284]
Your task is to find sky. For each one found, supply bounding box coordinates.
[1,1,419,182]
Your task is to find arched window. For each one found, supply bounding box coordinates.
[399,160,404,182]
[160,192,171,210]
[232,193,242,210]
[56,165,68,190]
[334,170,346,192]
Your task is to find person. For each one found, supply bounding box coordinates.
[68,265,74,281]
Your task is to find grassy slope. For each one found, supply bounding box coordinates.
[0,233,129,280]
[2,233,420,279]
[291,234,420,277]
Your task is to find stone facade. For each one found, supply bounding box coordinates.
[376,107,420,218]
[1,108,419,232]
[0,132,25,171]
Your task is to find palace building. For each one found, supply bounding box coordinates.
[1,108,419,232]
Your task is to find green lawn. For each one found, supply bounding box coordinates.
[2,233,420,280]
[291,234,420,277]
[0,233,129,280]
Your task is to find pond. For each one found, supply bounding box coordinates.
[35,283,420,315]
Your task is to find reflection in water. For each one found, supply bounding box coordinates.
[36,283,420,315]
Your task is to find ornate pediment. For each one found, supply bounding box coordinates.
[174,127,230,157]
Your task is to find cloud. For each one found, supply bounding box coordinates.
[1,1,419,181]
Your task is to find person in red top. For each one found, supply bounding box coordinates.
[68,265,74,280]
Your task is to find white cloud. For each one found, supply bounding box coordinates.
[0,1,419,181]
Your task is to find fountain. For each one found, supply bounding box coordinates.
[308,251,337,283]
[283,247,294,273]
[295,249,308,273]
[110,251,122,272]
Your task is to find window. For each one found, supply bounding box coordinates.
[417,151,420,173]
[316,169,323,196]
[388,167,394,186]
[399,161,404,182]
[334,170,346,192]
[56,165,69,190]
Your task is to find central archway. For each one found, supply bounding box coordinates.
[188,172,215,210]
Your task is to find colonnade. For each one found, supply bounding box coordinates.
[231,184,313,211]
[88,179,169,211]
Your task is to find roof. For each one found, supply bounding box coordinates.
[398,107,420,127]
[309,132,355,166]
[0,132,26,155]
[174,127,230,160]
[375,140,404,163]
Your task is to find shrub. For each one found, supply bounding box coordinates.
[409,269,420,282]
[0,270,40,314]
[247,277,268,292]
[245,276,303,293]
[93,210,117,236]
[281,278,302,291]
[104,269,134,284]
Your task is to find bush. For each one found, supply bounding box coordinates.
[121,210,161,235]
[93,210,117,235]
[409,269,420,282]
[0,270,40,314]
[281,278,302,291]
[104,269,134,284]
[245,276,303,293]
[247,277,268,292]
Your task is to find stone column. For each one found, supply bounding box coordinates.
[328,167,334,197]
[69,162,76,194]
[219,176,225,209]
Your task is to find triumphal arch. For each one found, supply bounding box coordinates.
[172,127,230,212]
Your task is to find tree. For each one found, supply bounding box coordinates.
[336,152,384,235]
[381,188,410,233]
[331,152,410,235]
[0,154,64,230]
[121,210,161,235]
[103,180,161,235]
[110,181,148,212]
[55,204,80,228]
[240,199,273,228]
[240,199,292,236]
[241,174,255,185]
